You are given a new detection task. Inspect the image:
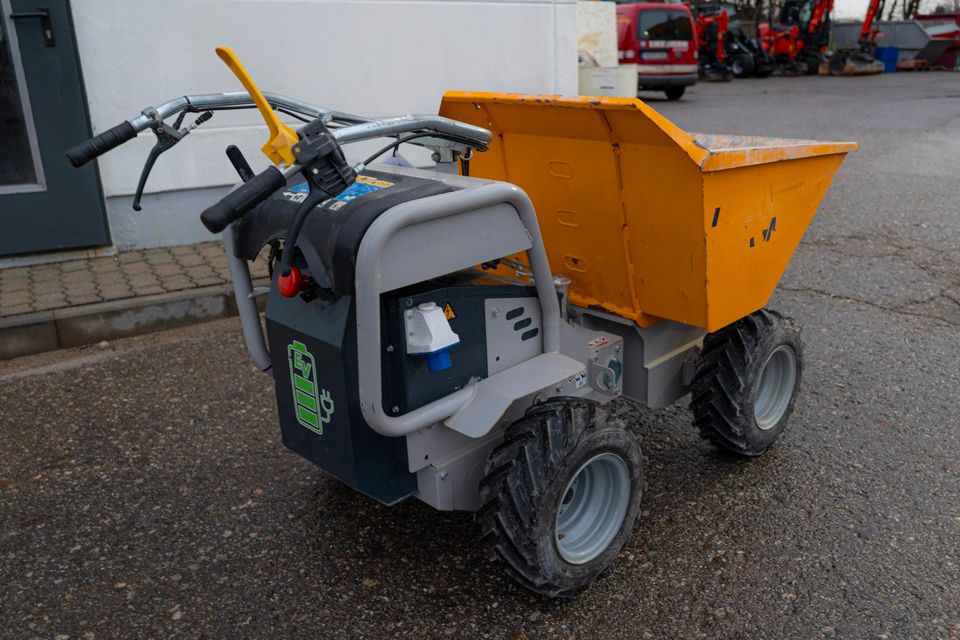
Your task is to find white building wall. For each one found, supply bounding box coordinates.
[69,0,577,250]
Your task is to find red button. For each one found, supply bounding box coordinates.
[277,267,303,298]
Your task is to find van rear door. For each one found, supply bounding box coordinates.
[635,8,697,72]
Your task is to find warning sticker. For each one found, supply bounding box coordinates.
[443,302,456,320]
[281,175,395,206]
[356,175,395,189]
[574,371,587,389]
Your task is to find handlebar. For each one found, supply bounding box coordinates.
[65,90,492,236]
[65,121,137,167]
[63,90,491,168]
[200,164,293,234]
[126,92,359,131]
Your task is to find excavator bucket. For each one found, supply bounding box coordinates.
[439,92,857,332]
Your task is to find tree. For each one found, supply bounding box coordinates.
[884,0,924,19]
[902,0,923,18]
[929,0,959,13]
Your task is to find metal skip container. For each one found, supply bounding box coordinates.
[439,92,857,332]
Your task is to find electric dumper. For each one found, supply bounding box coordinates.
[66,48,856,597]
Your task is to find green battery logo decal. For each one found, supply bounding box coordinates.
[287,340,334,434]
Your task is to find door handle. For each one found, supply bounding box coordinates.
[10,8,55,47]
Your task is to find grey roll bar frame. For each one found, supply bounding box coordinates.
[354,182,560,438]
[223,180,559,438]
[223,226,272,372]
[173,91,513,432]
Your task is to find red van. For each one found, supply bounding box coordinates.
[617,3,699,100]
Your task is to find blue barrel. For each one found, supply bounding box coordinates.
[875,46,899,73]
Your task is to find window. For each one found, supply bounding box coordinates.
[636,10,694,41]
[0,22,38,186]
[781,0,813,26]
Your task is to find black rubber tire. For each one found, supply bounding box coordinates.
[478,398,644,598]
[664,86,686,101]
[731,53,754,78]
[690,309,803,457]
[753,63,774,78]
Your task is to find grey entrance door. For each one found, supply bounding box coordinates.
[0,0,108,257]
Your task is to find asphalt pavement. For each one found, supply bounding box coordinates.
[1,73,958,639]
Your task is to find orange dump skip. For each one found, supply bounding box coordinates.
[439,92,857,332]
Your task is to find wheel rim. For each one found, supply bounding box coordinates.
[753,345,798,430]
[732,60,743,75]
[555,453,630,565]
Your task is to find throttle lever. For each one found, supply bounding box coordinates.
[132,111,213,211]
[226,145,255,182]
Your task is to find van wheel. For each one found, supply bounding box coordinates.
[478,398,645,598]
[664,86,686,101]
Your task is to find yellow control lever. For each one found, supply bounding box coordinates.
[215,46,299,166]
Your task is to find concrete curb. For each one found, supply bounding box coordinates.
[0,280,269,361]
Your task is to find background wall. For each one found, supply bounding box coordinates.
[69,0,577,249]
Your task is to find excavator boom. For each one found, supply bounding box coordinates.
[858,0,886,47]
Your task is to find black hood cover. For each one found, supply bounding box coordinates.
[233,169,453,295]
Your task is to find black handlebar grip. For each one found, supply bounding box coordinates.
[200,166,287,234]
[65,121,138,168]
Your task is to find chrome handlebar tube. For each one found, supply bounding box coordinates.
[125,91,492,148]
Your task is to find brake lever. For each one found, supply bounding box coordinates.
[132,111,213,211]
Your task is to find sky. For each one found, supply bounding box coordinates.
[833,0,873,18]
[832,0,948,19]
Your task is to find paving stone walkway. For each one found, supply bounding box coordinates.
[0,242,269,318]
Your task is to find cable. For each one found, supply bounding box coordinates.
[274,132,488,292]
[172,107,485,157]
[359,132,486,168]
[180,104,314,123]
[275,107,313,123]
[360,134,425,166]
[277,188,328,278]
